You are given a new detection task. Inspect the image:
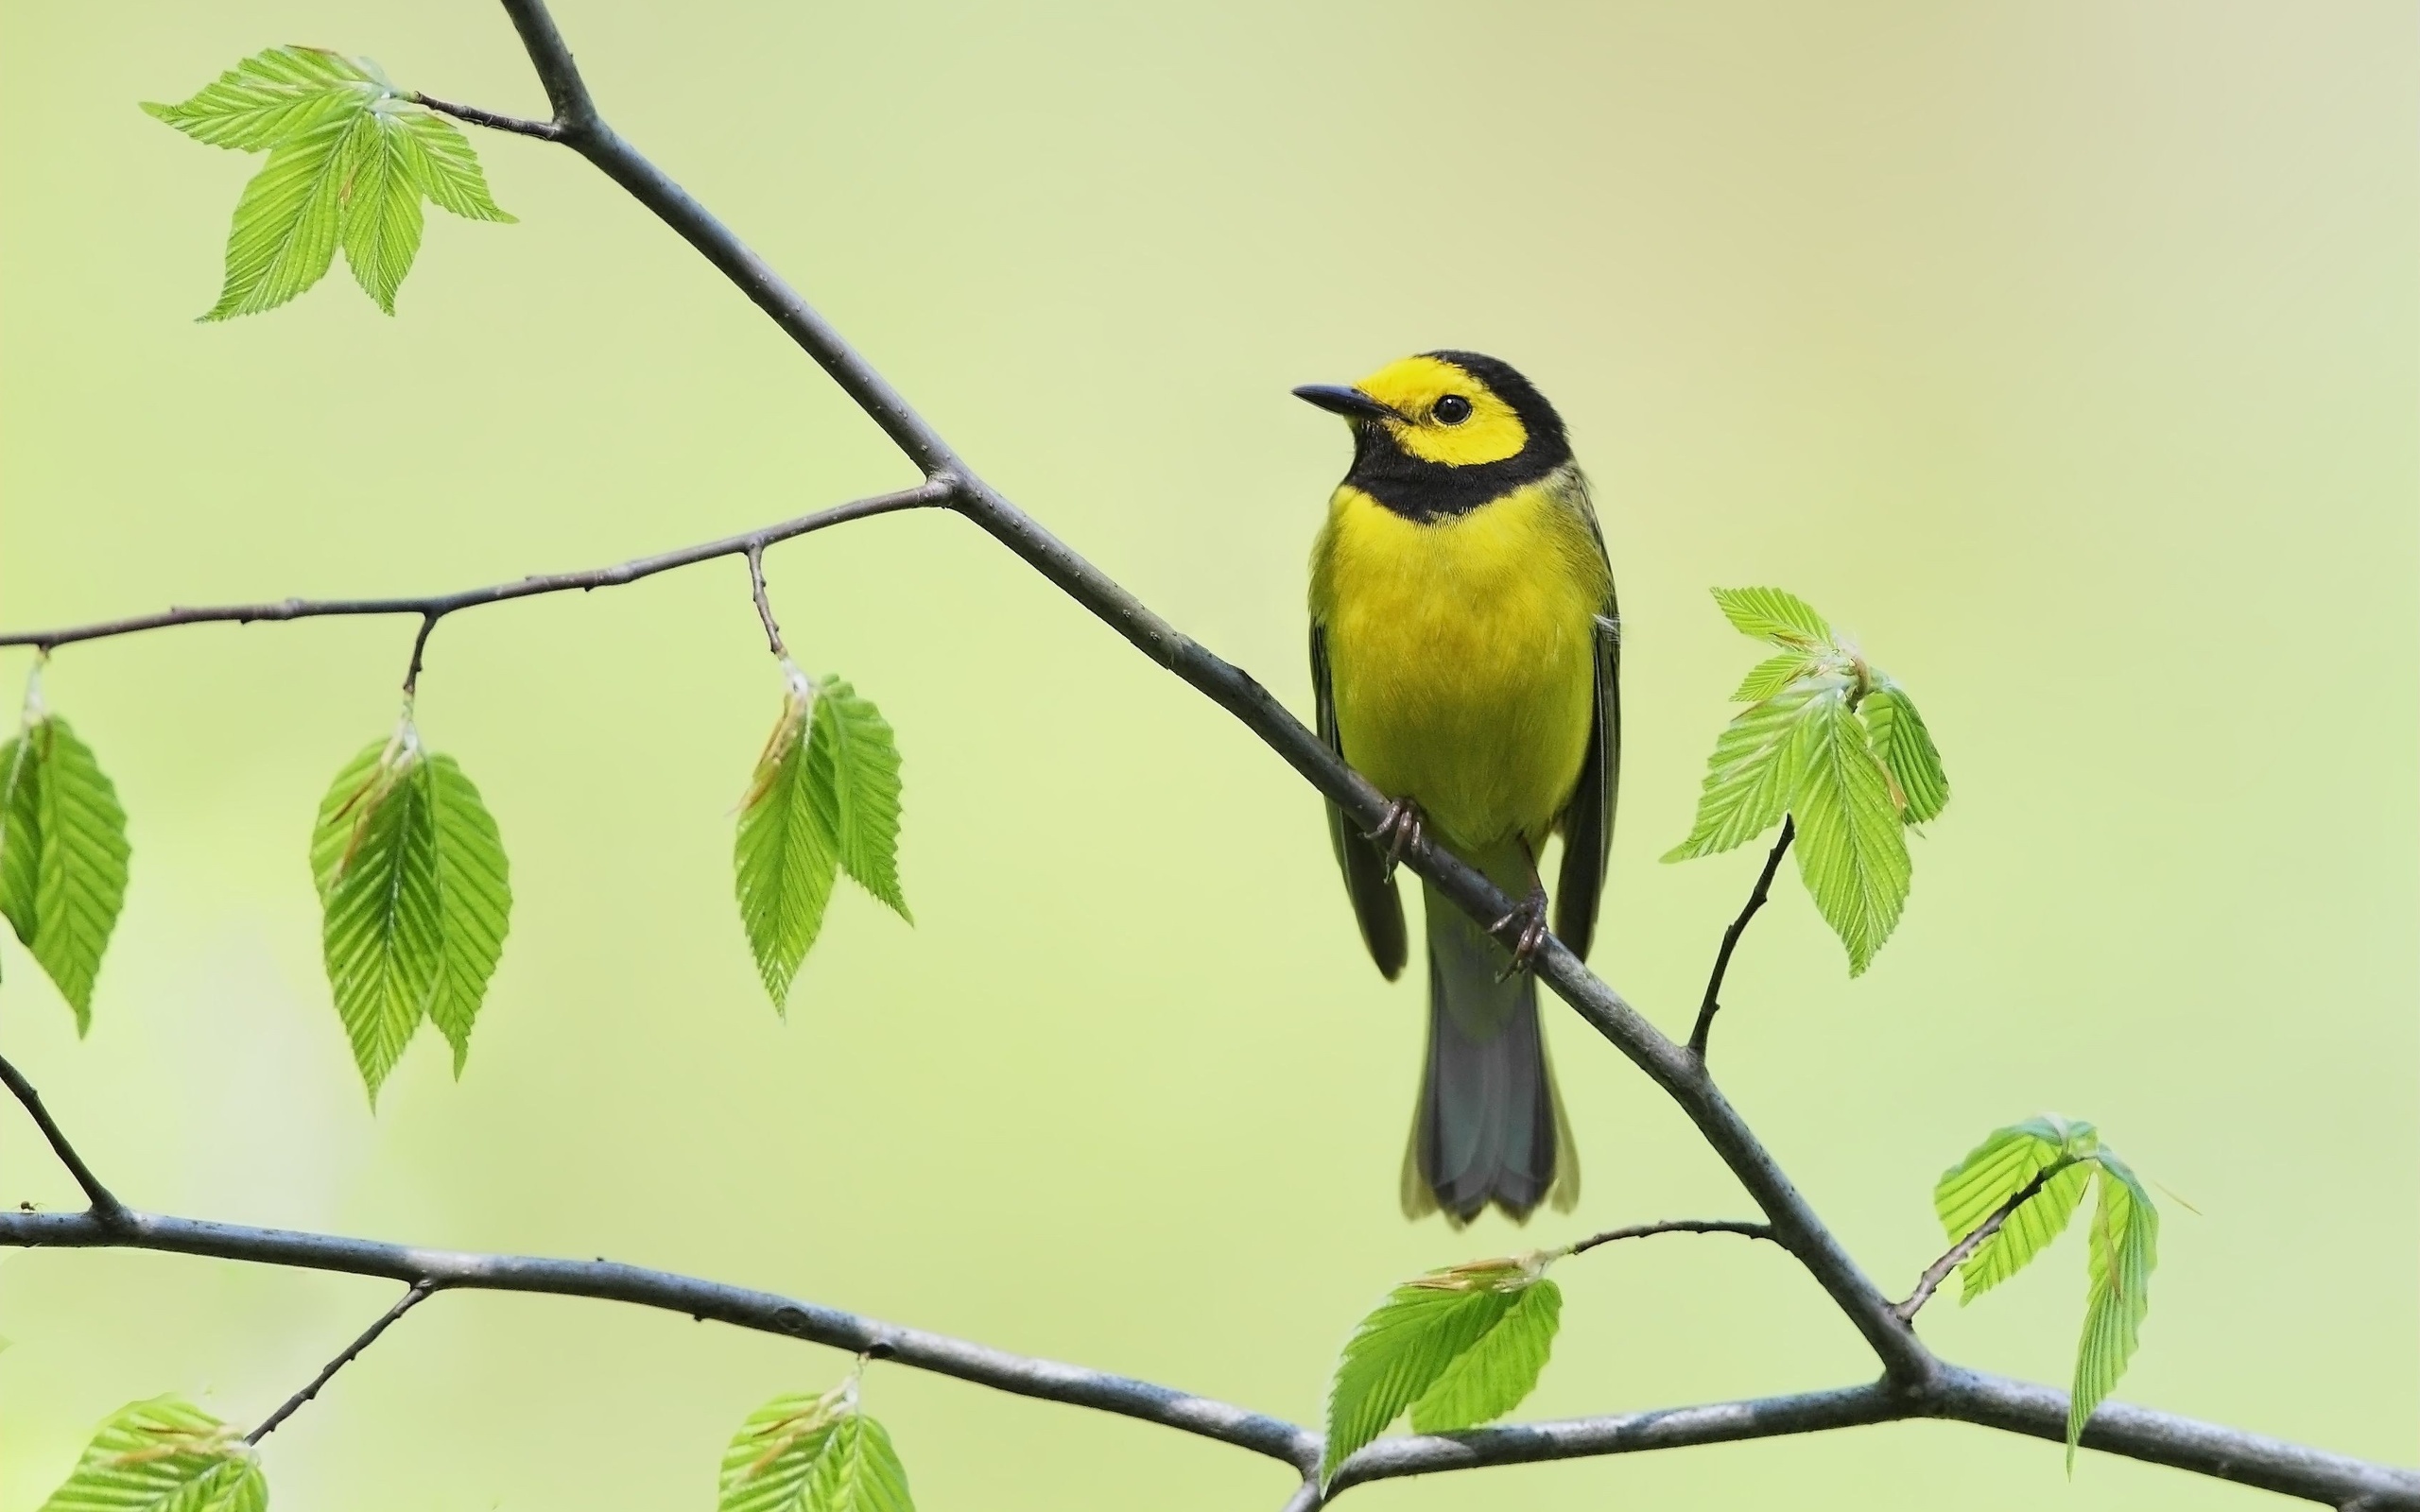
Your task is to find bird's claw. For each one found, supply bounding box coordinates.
[1490,886,1550,980]
[1363,799,1425,881]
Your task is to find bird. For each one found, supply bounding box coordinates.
[1298,351,1619,1226]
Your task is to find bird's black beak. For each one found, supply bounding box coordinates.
[1292,384,1398,423]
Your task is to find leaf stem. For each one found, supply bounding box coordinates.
[1893,1165,2056,1322]
[244,1280,440,1444]
[0,1052,129,1228]
[1687,817,1795,1061]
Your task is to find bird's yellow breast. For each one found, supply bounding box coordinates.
[1310,476,1609,855]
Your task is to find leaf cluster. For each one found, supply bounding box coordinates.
[1665,586,1949,973]
[0,711,130,1034]
[38,1396,263,1512]
[145,46,512,318]
[719,1389,915,1512]
[1932,1117,2162,1460]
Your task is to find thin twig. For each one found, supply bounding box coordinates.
[744,544,786,658]
[401,611,442,697]
[1687,817,1795,1061]
[0,1053,128,1227]
[1894,1167,2054,1322]
[409,92,563,140]
[1566,1218,1777,1257]
[0,481,951,653]
[245,1281,439,1444]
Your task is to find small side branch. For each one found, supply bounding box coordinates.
[1894,1168,2052,1322]
[0,1053,128,1227]
[1567,1218,1777,1258]
[409,93,563,141]
[1687,817,1795,1061]
[245,1281,440,1444]
[745,545,786,658]
[401,612,442,697]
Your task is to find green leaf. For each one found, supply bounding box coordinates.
[1788,687,1910,974]
[424,754,510,1074]
[401,112,515,222]
[201,112,357,321]
[2070,1156,2159,1464]
[1711,586,1832,648]
[310,729,510,1099]
[735,683,839,1011]
[1862,683,1949,824]
[0,718,132,1033]
[1405,1278,1562,1434]
[37,1395,266,1512]
[804,1413,914,1512]
[719,1392,843,1512]
[1322,1256,1555,1484]
[1934,1117,2100,1303]
[1731,652,1815,702]
[1663,679,1828,863]
[804,678,910,922]
[338,110,425,315]
[142,45,373,151]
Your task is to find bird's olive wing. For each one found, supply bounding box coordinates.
[1312,623,1407,979]
[1553,603,1621,960]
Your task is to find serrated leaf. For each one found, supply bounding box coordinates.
[424,754,510,1074]
[1862,683,1949,824]
[338,110,425,315]
[312,737,440,1100]
[1933,1117,2100,1303]
[719,1392,843,1512]
[804,679,909,921]
[1663,679,1828,862]
[1731,652,1816,702]
[37,1394,266,1512]
[1406,1278,1561,1434]
[2070,1157,2158,1464]
[735,688,838,1011]
[804,1413,913,1512]
[1788,688,1910,974]
[1322,1258,1552,1483]
[142,45,373,151]
[0,732,45,959]
[401,112,515,222]
[202,112,357,320]
[1711,586,1832,648]
[26,719,131,1034]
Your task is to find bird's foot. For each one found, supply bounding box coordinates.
[1490,883,1550,980]
[1363,798,1426,880]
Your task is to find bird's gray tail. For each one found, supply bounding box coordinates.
[1403,874,1579,1226]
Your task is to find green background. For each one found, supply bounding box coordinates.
[3,2,2411,1507]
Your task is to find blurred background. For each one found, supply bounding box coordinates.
[2,2,2411,1507]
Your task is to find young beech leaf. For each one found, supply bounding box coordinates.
[1934,1116,2100,1303]
[142,45,373,151]
[2070,1156,2159,1465]
[804,679,910,922]
[203,112,356,321]
[402,113,516,222]
[339,109,426,315]
[1322,1256,1562,1484]
[37,1395,266,1512]
[735,681,839,1011]
[804,1412,915,1512]
[1711,586,1833,649]
[720,1392,844,1512]
[0,717,132,1034]
[1731,652,1815,703]
[1664,678,1828,862]
[1861,682,1949,824]
[1786,689,1910,975]
[310,730,510,1100]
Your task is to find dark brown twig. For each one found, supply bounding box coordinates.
[1567,1218,1778,1258]
[401,611,442,697]
[1894,1166,2056,1322]
[745,544,786,659]
[245,1281,440,1444]
[408,92,563,140]
[0,1052,128,1227]
[1687,817,1795,1061]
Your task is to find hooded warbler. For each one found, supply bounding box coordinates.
[1299,351,1618,1226]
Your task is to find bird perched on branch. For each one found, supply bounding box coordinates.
[1300,352,1618,1226]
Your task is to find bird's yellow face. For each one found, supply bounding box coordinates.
[1349,354,1530,468]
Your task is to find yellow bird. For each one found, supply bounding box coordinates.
[1299,352,1618,1226]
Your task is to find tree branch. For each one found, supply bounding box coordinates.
[0,481,950,653]
[1688,816,1794,1060]
[0,1052,128,1228]
[744,543,787,659]
[245,1281,439,1445]
[1894,1167,2053,1322]
[408,93,562,140]
[9,1208,2414,1507]
[1567,1218,1776,1257]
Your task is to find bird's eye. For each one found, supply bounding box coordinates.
[1431,394,1473,425]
